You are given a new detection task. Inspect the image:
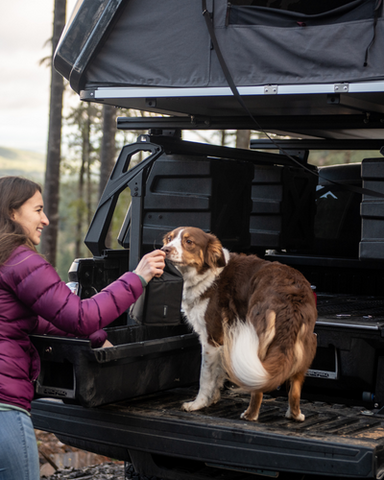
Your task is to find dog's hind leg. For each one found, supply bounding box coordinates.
[241,391,263,421]
[258,309,276,361]
[285,372,305,421]
[182,342,224,412]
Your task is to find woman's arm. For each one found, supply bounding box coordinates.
[32,316,108,347]
[7,247,165,337]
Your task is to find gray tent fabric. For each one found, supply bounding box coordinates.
[56,0,384,92]
[229,0,376,26]
[84,1,212,89]
[211,0,384,86]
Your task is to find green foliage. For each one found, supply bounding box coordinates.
[55,104,141,279]
[108,188,132,250]
[309,150,382,166]
[56,180,85,280]
[62,102,103,176]
[55,178,133,279]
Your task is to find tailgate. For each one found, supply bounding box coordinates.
[32,388,384,479]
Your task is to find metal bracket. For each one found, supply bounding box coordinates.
[264,85,278,95]
[334,83,349,93]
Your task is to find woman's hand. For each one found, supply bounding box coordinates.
[134,249,166,283]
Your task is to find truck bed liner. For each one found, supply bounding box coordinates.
[31,388,384,479]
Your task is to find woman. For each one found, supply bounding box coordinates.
[0,176,165,480]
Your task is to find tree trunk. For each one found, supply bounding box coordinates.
[86,106,92,227]
[220,130,227,146]
[99,105,116,248]
[75,155,86,259]
[236,130,251,149]
[41,0,66,266]
[99,105,116,198]
[75,108,91,258]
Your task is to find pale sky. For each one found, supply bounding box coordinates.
[0,0,77,154]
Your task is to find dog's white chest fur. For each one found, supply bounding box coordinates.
[178,253,228,335]
[179,267,215,335]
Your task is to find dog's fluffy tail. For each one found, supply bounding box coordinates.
[222,320,270,391]
[222,314,296,392]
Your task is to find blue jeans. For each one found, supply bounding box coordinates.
[0,410,40,480]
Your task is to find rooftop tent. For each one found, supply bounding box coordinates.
[56,0,384,92]
[54,0,384,137]
[54,0,211,93]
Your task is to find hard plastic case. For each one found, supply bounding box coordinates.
[31,324,200,408]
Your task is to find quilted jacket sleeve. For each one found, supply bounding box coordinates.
[4,247,143,337]
[32,317,108,347]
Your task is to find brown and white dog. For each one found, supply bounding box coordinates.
[162,226,317,422]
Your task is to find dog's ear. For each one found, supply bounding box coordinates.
[205,234,226,269]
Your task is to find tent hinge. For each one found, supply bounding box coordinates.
[334,83,349,93]
[264,85,278,95]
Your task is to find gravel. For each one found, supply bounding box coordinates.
[41,461,164,480]
[36,431,164,480]
[41,462,125,479]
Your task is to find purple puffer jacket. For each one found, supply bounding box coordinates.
[0,245,143,411]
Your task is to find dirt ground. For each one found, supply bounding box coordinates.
[35,430,123,478]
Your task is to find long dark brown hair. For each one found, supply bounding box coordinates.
[0,176,42,266]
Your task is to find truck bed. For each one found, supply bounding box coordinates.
[31,386,384,480]
[31,291,384,479]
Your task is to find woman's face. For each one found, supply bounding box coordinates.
[11,190,49,245]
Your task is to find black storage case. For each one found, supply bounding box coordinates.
[315,163,362,258]
[307,294,384,407]
[250,165,317,250]
[84,134,318,265]
[360,158,384,260]
[127,153,254,253]
[31,325,201,408]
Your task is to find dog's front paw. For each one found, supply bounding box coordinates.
[285,407,305,422]
[240,409,259,422]
[182,399,208,412]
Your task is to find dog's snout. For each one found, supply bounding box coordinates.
[161,245,171,254]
